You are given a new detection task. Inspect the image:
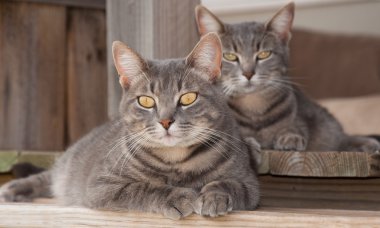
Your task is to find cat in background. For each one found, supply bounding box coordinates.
[195,2,380,153]
[0,33,260,219]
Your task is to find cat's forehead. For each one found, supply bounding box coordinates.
[222,22,266,49]
[142,59,198,94]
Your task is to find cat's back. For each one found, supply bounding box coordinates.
[294,88,344,150]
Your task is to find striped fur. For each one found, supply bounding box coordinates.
[196,3,380,153]
[0,34,260,220]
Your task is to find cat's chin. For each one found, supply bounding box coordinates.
[158,135,182,147]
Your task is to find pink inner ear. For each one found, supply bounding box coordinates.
[266,3,294,42]
[189,33,222,81]
[119,76,129,88]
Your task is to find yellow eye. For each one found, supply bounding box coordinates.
[257,51,272,60]
[138,96,155,108]
[223,53,238,61]
[180,92,197,106]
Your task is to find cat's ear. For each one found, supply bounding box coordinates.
[186,32,222,82]
[112,41,147,88]
[195,5,225,35]
[266,2,295,43]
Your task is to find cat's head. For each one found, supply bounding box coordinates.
[112,33,228,148]
[195,3,295,97]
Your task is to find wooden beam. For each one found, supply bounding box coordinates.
[260,150,380,177]
[66,8,108,144]
[0,202,380,227]
[260,175,380,211]
[106,0,200,117]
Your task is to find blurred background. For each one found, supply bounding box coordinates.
[0,0,379,153]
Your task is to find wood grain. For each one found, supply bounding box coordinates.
[0,203,380,227]
[66,8,108,144]
[0,1,66,150]
[260,175,380,211]
[106,0,200,117]
[260,150,380,177]
[11,0,105,9]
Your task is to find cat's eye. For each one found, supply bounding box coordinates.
[138,96,155,108]
[257,51,272,60]
[179,92,197,106]
[223,53,238,62]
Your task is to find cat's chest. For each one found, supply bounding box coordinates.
[229,94,270,116]
[147,147,225,187]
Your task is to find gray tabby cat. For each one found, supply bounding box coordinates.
[0,33,260,219]
[195,3,380,152]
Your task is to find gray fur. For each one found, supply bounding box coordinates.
[0,34,260,220]
[195,4,380,152]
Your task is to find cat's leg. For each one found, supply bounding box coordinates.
[245,137,262,167]
[341,135,380,153]
[194,177,260,217]
[0,170,52,202]
[84,180,198,220]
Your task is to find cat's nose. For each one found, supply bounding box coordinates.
[159,119,175,130]
[243,71,255,80]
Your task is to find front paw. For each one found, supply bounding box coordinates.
[0,179,34,202]
[194,191,232,217]
[162,188,198,220]
[275,133,307,151]
[360,138,380,153]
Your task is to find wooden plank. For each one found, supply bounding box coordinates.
[260,175,380,211]
[259,150,380,177]
[0,203,380,227]
[106,0,200,117]
[0,1,66,150]
[10,0,105,9]
[66,8,108,144]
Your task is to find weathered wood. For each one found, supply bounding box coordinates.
[67,8,108,145]
[106,0,200,117]
[260,150,380,177]
[0,1,66,150]
[0,202,380,227]
[10,0,105,9]
[260,175,380,211]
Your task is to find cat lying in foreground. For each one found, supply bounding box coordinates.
[195,3,380,152]
[0,33,260,219]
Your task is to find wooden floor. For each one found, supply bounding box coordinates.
[0,200,380,227]
[2,157,380,227]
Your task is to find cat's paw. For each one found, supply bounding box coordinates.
[274,133,307,151]
[162,188,198,220]
[359,138,380,153]
[0,179,34,202]
[194,190,232,217]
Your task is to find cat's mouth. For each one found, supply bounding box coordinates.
[160,134,180,147]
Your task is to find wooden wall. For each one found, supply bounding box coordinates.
[106,0,200,117]
[0,0,108,151]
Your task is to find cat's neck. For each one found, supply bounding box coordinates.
[150,146,195,164]
[229,87,290,115]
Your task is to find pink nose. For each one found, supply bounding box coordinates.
[159,119,174,130]
[243,71,254,80]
